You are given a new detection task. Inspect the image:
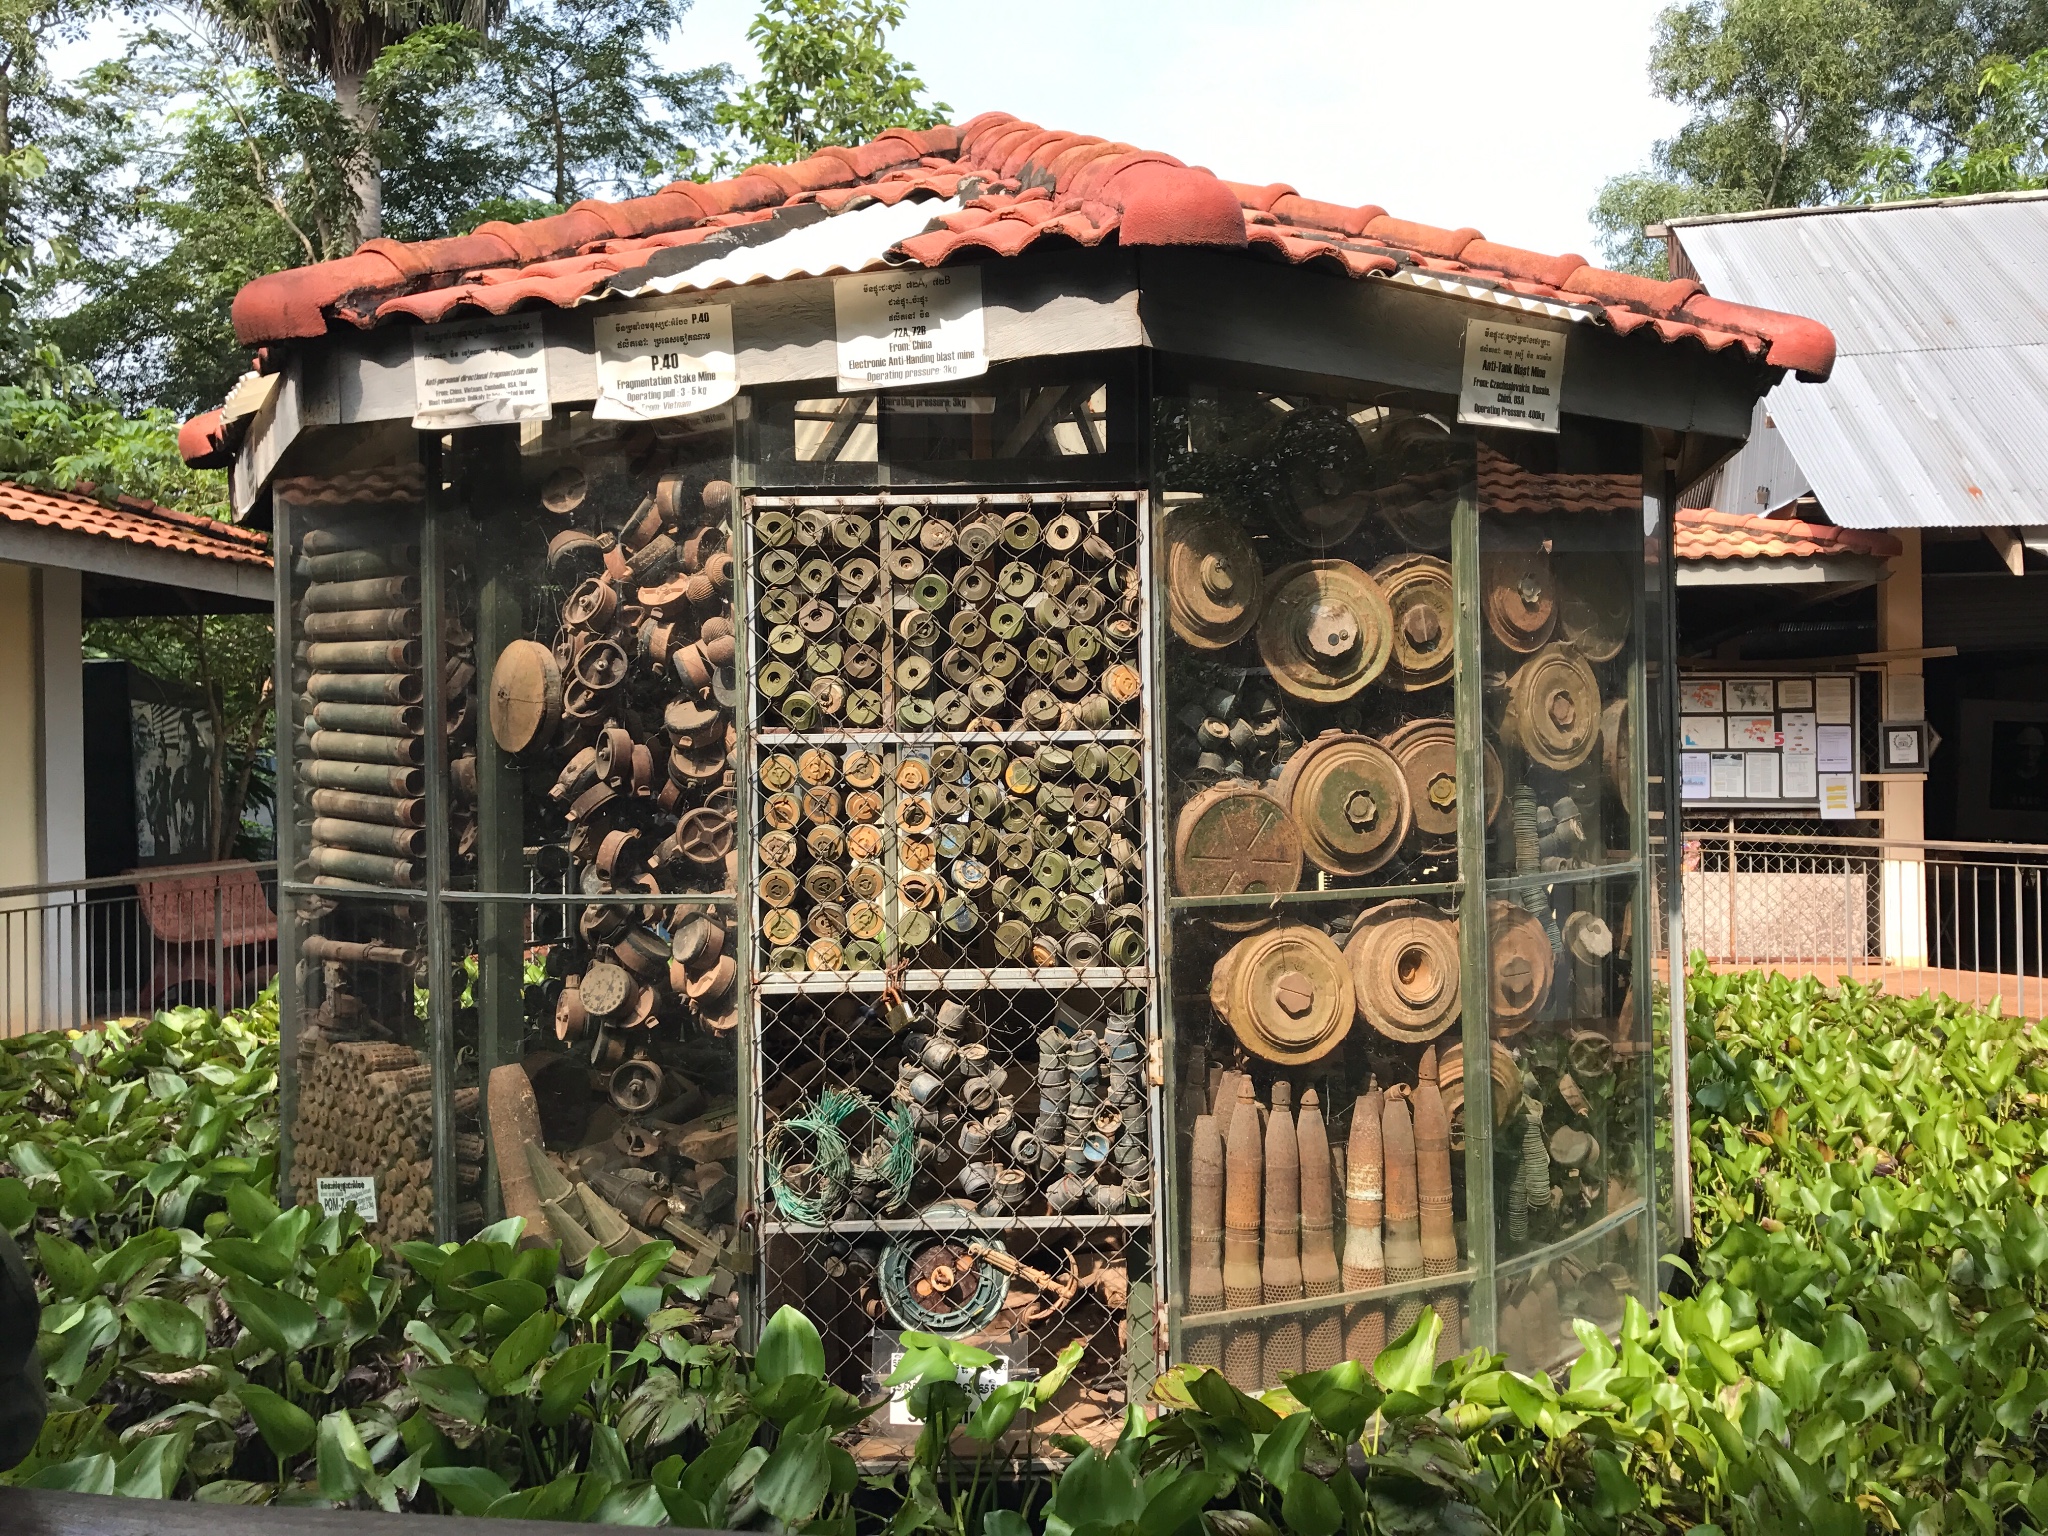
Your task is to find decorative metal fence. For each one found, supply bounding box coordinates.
[1677,821,2048,1017]
[0,860,280,1038]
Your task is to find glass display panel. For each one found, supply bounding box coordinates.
[442,409,741,905]
[1153,376,1481,1388]
[748,355,1139,489]
[1476,420,1658,1373]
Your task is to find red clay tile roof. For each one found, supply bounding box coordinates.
[227,112,1836,382]
[1676,506,1901,562]
[1479,445,1642,515]
[0,481,271,567]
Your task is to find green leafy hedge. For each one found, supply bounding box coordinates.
[5,970,2048,1533]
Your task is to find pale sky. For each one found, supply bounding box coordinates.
[671,0,1688,262]
[53,0,1687,262]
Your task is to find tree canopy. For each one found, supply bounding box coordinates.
[1592,0,2048,272]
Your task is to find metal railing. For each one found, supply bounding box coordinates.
[0,859,280,1038]
[1676,822,2048,1017]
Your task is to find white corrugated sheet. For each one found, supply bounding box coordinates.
[613,194,961,296]
[1674,193,2048,528]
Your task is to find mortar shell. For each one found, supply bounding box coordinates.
[1343,1083,1386,1287]
[1189,1112,1225,1314]
[1413,1048,1458,1273]
[1263,1081,1302,1302]
[1223,1076,1263,1310]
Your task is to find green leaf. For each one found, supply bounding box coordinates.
[421,1464,513,1516]
[538,1340,609,1426]
[486,1307,559,1392]
[756,1304,826,1384]
[26,1453,117,1493]
[226,1180,281,1236]
[1372,1309,1443,1395]
[116,1427,191,1499]
[202,1238,295,1286]
[754,1424,832,1525]
[1279,1469,1342,1536]
[225,1277,319,1356]
[0,1175,35,1229]
[410,1364,491,1424]
[1140,1468,1226,1536]
[1185,1364,1282,1433]
[1256,1410,1315,1486]
[239,1383,317,1458]
[33,1232,98,1299]
[123,1295,205,1360]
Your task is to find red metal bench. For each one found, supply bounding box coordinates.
[134,862,278,1013]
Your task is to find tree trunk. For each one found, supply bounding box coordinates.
[333,64,383,247]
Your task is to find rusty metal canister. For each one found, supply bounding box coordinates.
[1503,643,1602,771]
[1344,1082,1387,1366]
[311,701,423,736]
[303,607,422,642]
[306,639,422,671]
[1211,925,1354,1066]
[308,845,419,887]
[1297,1086,1341,1370]
[304,575,420,611]
[1380,718,1504,840]
[310,817,426,859]
[1164,503,1264,650]
[1172,781,1303,905]
[1345,899,1460,1044]
[311,730,425,767]
[1275,732,1411,876]
[1482,549,1556,653]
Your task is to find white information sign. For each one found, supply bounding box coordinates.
[1780,751,1818,800]
[1744,751,1781,800]
[1681,717,1726,751]
[593,302,736,421]
[316,1176,378,1225]
[884,1353,1009,1427]
[836,268,987,391]
[1709,753,1746,799]
[1680,680,1725,714]
[1781,713,1817,755]
[412,314,552,428]
[1455,318,1565,433]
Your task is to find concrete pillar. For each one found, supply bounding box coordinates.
[37,567,83,1025]
[1876,531,1927,966]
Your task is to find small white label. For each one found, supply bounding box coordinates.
[884,1352,1009,1427]
[836,268,987,392]
[593,302,737,421]
[317,1176,378,1225]
[413,314,552,429]
[883,394,996,414]
[1888,728,1922,766]
[1456,318,1565,433]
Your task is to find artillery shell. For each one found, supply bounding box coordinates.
[307,639,422,672]
[303,607,421,642]
[309,789,424,827]
[311,817,426,859]
[303,759,425,796]
[306,671,422,706]
[311,730,424,767]
[308,845,419,887]
[305,575,420,611]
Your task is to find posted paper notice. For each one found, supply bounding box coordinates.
[1781,751,1818,800]
[1681,717,1726,750]
[1680,679,1725,714]
[1820,773,1856,819]
[836,268,986,391]
[1745,752,1781,799]
[1681,752,1711,801]
[1817,724,1855,773]
[1456,318,1565,433]
[316,1176,378,1225]
[412,314,551,428]
[1709,753,1746,799]
[1815,676,1855,725]
[593,302,736,420]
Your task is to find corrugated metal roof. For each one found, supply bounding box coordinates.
[1675,197,2048,528]
[608,194,963,298]
[1682,397,1811,514]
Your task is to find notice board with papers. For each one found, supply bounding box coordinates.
[1677,670,1865,814]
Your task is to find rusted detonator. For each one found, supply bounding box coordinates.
[1186,1112,1225,1367]
[1383,1084,1424,1343]
[1344,1081,1388,1366]
[1413,1047,1462,1360]
[1263,1080,1304,1384]
[1297,1087,1341,1370]
[1223,1076,1264,1391]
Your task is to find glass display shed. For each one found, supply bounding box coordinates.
[247,230,1792,1450]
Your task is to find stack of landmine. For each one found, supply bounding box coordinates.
[1184,1048,1459,1389]
[287,1036,485,1241]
